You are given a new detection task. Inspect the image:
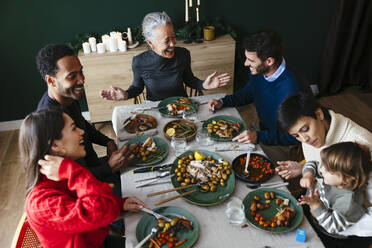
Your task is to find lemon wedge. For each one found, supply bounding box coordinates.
[166,128,176,137]
[194,151,205,160]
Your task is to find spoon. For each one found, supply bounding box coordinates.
[243,151,251,176]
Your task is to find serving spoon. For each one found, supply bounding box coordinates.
[243,151,251,176]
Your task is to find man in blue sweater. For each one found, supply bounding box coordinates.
[209,30,304,161]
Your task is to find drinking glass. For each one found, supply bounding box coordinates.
[182,111,198,122]
[171,136,188,156]
[196,128,213,146]
[225,197,246,225]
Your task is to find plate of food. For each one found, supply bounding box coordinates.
[123,114,157,134]
[127,136,168,166]
[170,150,235,206]
[202,115,247,142]
[136,206,199,248]
[163,119,197,141]
[243,188,303,233]
[232,153,275,183]
[158,96,198,118]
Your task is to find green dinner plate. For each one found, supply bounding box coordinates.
[136,206,199,248]
[170,150,235,206]
[126,136,168,166]
[202,115,247,142]
[243,188,304,233]
[158,96,198,118]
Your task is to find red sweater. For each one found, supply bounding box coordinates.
[26,158,126,248]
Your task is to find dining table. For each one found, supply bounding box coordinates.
[112,93,324,248]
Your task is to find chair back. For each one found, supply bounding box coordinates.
[11,212,42,248]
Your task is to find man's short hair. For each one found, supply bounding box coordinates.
[244,30,283,66]
[276,92,321,133]
[36,44,74,81]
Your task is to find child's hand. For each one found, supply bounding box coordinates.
[123,197,148,212]
[297,188,321,211]
[300,172,314,189]
[38,155,64,181]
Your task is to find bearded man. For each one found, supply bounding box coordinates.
[208,30,308,162]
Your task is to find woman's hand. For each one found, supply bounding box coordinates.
[202,72,230,90]
[297,188,321,211]
[300,172,315,189]
[100,86,128,101]
[123,197,148,212]
[275,161,303,179]
[38,155,64,181]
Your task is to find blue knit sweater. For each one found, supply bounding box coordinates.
[221,68,300,146]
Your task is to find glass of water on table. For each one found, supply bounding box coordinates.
[171,135,188,156]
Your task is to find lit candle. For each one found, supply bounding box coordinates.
[196,7,199,22]
[197,0,200,5]
[102,34,110,51]
[189,0,192,7]
[185,0,189,22]
[109,37,118,52]
[118,40,127,52]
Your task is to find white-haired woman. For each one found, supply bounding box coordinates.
[100,12,230,101]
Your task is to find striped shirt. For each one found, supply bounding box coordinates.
[303,161,366,234]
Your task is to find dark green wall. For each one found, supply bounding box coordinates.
[0,0,336,122]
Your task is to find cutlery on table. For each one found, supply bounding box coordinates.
[139,206,172,222]
[154,190,198,206]
[147,182,205,197]
[135,180,172,188]
[246,181,289,189]
[132,163,173,174]
[135,171,172,183]
[134,226,159,248]
[243,151,251,176]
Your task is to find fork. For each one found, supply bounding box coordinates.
[134,226,159,248]
[139,206,172,222]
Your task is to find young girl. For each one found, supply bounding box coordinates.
[19,108,146,248]
[298,142,371,235]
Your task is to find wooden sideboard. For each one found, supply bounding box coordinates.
[78,34,236,123]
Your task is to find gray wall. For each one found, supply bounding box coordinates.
[0,0,336,121]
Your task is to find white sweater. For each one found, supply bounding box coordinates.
[302,110,372,236]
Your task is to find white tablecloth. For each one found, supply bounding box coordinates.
[112,94,324,248]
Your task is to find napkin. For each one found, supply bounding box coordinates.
[214,143,256,152]
[118,129,158,141]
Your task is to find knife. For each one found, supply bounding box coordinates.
[132,163,173,174]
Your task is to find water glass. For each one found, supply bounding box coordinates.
[171,136,187,156]
[225,197,246,225]
[196,128,213,146]
[182,111,198,122]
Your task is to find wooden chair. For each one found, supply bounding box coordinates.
[185,85,204,97]
[11,212,42,248]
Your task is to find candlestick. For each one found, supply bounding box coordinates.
[189,0,192,7]
[185,0,189,22]
[196,7,199,22]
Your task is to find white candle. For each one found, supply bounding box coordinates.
[127,27,133,45]
[88,37,97,52]
[97,43,105,54]
[196,7,199,22]
[102,34,110,51]
[82,42,91,54]
[109,37,118,52]
[189,0,192,7]
[118,40,127,52]
[110,31,117,38]
[185,0,189,22]
[197,0,200,5]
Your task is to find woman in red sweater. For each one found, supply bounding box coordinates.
[19,108,146,248]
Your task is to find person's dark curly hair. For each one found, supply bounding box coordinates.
[36,44,74,81]
[244,30,283,67]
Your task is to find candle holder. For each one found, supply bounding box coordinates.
[183,21,193,44]
[194,23,203,43]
